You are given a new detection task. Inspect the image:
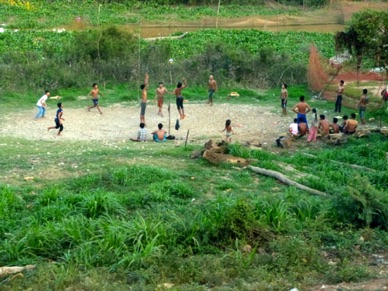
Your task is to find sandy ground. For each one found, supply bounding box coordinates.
[0,102,298,145]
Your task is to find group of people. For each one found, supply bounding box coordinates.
[35,76,380,142]
[332,80,370,126]
[280,78,378,142]
[138,73,218,124]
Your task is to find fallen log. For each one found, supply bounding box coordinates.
[248,165,327,197]
[0,265,35,277]
[203,150,249,165]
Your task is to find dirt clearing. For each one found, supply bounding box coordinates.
[0,102,297,146]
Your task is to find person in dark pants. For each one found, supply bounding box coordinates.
[48,102,65,136]
[173,78,187,120]
[334,80,344,113]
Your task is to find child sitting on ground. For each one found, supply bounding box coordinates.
[152,123,167,142]
[330,117,340,134]
[130,122,147,142]
[288,118,299,137]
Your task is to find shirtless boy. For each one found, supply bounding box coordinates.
[344,113,358,134]
[207,74,217,106]
[140,73,149,124]
[173,78,187,120]
[280,83,288,115]
[156,82,169,117]
[87,83,104,114]
[292,95,311,124]
[152,123,167,142]
[297,117,309,137]
[358,89,368,125]
[330,117,340,134]
[335,80,344,113]
[318,114,330,137]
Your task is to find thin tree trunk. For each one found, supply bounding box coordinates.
[248,166,327,197]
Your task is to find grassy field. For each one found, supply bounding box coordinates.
[1,83,388,290]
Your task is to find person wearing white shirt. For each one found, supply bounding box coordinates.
[35,90,50,119]
[289,118,299,136]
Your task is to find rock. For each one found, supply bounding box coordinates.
[190,150,202,159]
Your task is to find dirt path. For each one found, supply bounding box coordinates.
[0,102,295,146]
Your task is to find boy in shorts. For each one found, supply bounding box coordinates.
[87,83,104,114]
[48,102,65,136]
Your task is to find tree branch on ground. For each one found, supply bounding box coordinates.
[248,165,327,197]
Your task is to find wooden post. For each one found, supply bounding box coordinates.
[216,0,221,28]
[185,129,190,147]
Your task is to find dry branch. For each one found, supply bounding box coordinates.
[248,165,327,197]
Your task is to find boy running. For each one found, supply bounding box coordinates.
[87,83,104,114]
[48,102,65,136]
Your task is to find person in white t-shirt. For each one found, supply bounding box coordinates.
[289,118,299,136]
[35,90,50,119]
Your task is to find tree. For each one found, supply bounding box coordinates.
[335,10,388,81]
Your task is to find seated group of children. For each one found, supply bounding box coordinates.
[131,123,167,142]
[288,112,358,141]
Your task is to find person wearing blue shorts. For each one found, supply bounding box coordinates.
[87,83,104,114]
[152,123,167,142]
[292,95,312,125]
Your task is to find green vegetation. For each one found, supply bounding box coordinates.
[0,27,334,94]
[1,133,387,290]
[0,1,303,29]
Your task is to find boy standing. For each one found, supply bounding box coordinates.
[156,82,169,117]
[174,78,187,120]
[335,80,344,113]
[292,95,312,125]
[140,73,149,124]
[207,74,217,106]
[280,83,288,115]
[35,90,50,119]
[358,89,369,125]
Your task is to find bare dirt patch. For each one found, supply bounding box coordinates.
[0,102,295,146]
